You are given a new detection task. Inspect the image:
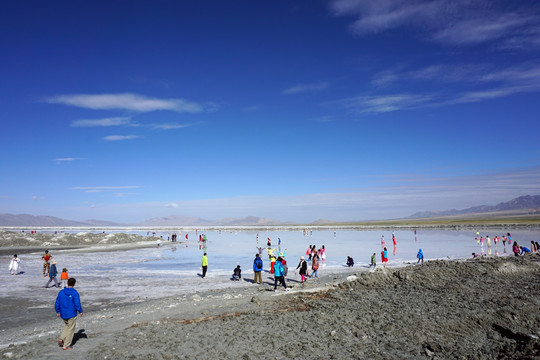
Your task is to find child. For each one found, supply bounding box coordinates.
[60,268,69,288]
[9,254,20,275]
[232,265,241,281]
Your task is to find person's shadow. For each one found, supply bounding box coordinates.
[71,329,87,346]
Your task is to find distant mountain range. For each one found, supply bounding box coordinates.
[1,195,539,226]
[135,215,295,227]
[407,195,540,219]
[0,213,294,227]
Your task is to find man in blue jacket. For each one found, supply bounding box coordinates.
[253,254,263,285]
[55,278,83,350]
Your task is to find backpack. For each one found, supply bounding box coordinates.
[255,259,262,270]
[283,264,288,276]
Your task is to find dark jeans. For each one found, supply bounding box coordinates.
[202,266,208,278]
[274,276,286,289]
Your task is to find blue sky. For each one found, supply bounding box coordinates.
[2,0,540,223]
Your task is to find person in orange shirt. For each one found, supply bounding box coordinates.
[60,268,69,288]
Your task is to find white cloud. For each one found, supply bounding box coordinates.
[44,93,209,113]
[71,117,132,127]
[336,93,433,113]
[361,62,540,111]
[329,0,540,48]
[54,157,84,163]
[72,186,143,193]
[150,123,192,130]
[102,135,140,141]
[432,12,537,45]
[282,82,328,95]
[453,83,540,104]
[451,64,540,104]
[371,70,399,88]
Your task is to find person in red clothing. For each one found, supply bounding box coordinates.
[41,250,52,277]
[381,247,388,267]
[270,254,276,274]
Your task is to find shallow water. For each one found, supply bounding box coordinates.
[81,227,538,276]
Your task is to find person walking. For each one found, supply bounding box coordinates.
[381,247,388,267]
[311,255,319,278]
[417,249,424,264]
[369,253,376,268]
[296,256,308,283]
[253,254,263,285]
[46,261,60,288]
[60,268,69,288]
[9,254,20,275]
[41,250,52,277]
[320,245,326,262]
[55,278,83,350]
[201,253,208,278]
[273,257,288,291]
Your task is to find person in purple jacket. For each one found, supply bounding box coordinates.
[55,278,83,350]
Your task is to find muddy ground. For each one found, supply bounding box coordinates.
[1,254,538,359]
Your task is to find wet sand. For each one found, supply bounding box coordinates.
[1,251,538,359]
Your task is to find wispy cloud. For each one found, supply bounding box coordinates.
[447,64,540,104]
[329,0,540,48]
[149,123,192,130]
[336,93,433,113]
[432,12,538,46]
[331,0,442,35]
[71,116,133,127]
[72,186,143,193]
[44,93,210,113]
[282,82,328,95]
[361,63,540,112]
[54,157,85,163]
[453,83,540,104]
[102,135,140,141]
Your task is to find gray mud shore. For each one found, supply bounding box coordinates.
[1,255,539,359]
